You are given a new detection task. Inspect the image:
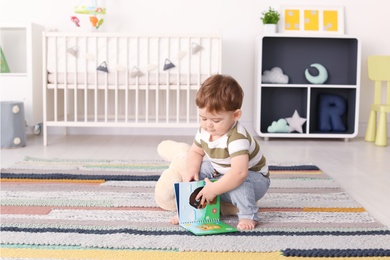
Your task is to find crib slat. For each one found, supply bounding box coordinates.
[62,37,69,122]
[82,36,87,123]
[145,37,149,123]
[90,36,97,123]
[176,37,181,123]
[71,37,78,123]
[125,37,129,123]
[114,37,118,123]
[103,37,106,123]
[53,37,58,123]
[155,37,160,123]
[187,37,192,124]
[165,37,170,123]
[135,37,139,123]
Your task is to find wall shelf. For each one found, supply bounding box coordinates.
[0,23,44,130]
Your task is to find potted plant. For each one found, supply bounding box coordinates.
[260,7,280,34]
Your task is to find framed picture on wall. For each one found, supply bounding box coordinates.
[279,6,345,34]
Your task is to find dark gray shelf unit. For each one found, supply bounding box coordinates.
[254,35,360,139]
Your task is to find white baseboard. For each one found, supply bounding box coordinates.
[46,126,198,136]
[39,121,389,139]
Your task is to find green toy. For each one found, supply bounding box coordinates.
[0,46,10,73]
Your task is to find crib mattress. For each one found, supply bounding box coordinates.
[47,72,208,87]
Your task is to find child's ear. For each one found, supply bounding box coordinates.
[233,109,242,121]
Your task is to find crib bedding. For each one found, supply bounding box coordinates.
[47,72,209,88]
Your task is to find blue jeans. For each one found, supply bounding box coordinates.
[198,160,270,221]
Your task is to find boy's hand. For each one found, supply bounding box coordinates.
[196,178,217,205]
[184,171,199,182]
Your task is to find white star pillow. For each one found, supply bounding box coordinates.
[286,110,307,133]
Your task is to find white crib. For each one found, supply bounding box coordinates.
[42,32,222,145]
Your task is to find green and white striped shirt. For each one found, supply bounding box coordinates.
[194,121,268,176]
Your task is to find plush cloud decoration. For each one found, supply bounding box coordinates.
[267,118,290,133]
[262,67,289,84]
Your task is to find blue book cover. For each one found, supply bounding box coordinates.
[174,180,238,235]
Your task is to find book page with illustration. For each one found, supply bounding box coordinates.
[174,180,237,235]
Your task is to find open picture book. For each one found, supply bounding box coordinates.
[174,180,238,235]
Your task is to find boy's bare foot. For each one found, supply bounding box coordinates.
[237,218,258,230]
[170,215,179,225]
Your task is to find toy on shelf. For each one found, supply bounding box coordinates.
[72,0,106,30]
[318,94,346,132]
[0,46,10,73]
[267,118,290,133]
[262,67,289,84]
[286,110,307,133]
[267,110,307,134]
[305,63,328,84]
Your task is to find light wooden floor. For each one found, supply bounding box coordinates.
[1,134,389,228]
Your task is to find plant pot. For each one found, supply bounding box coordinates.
[263,24,277,34]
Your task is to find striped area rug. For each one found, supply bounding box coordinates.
[1,156,390,259]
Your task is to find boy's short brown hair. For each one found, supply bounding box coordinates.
[196,74,244,113]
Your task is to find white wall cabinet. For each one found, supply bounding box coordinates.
[254,35,361,140]
[0,23,44,132]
